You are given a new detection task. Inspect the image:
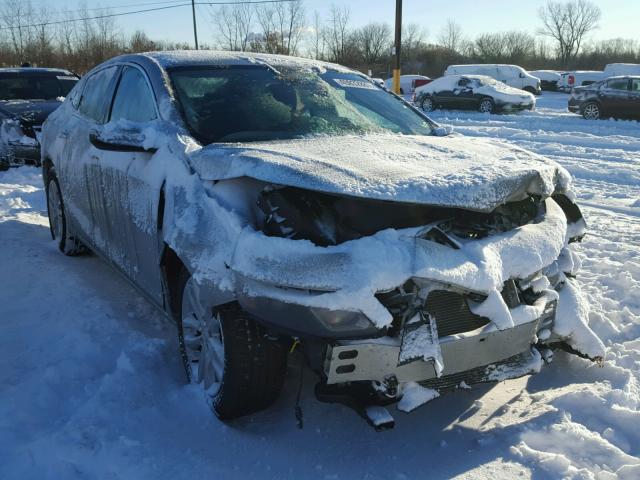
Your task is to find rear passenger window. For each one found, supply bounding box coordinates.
[632,79,640,92]
[110,67,156,123]
[606,79,629,91]
[78,66,118,122]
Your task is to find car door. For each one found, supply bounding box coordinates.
[598,78,630,116]
[451,77,476,109]
[88,65,164,304]
[57,65,120,246]
[432,80,457,109]
[627,78,640,118]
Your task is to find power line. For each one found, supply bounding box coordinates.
[8,1,188,20]
[0,0,298,31]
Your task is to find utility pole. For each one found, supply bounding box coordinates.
[392,0,402,94]
[191,0,199,50]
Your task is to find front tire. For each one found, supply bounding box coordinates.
[178,273,288,420]
[420,96,436,112]
[46,172,86,256]
[582,102,601,120]
[479,98,494,113]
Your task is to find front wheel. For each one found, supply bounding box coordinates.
[46,173,86,256]
[420,96,436,112]
[479,98,494,113]
[178,274,288,420]
[582,102,601,120]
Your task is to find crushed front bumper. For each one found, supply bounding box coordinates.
[0,143,40,168]
[325,317,542,385]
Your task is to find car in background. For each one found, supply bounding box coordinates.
[444,64,540,95]
[568,76,640,120]
[557,71,605,92]
[41,51,602,426]
[0,67,78,170]
[415,74,535,113]
[383,74,431,95]
[604,63,640,77]
[529,70,562,91]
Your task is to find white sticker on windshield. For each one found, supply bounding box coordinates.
[56,75,76,81]
[333,78,377,90]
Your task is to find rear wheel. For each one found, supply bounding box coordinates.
[479,98,494,113]
[582,102,600,120]
[178,273,288,419]
[46,172,86,256]
[420,96,435,112]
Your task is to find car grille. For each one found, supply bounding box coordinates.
[376,278,529,338]
[419,351,536,390]
[424,290,490,337]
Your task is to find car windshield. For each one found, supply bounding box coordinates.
[169,66,434,144]
[0,74,78,100]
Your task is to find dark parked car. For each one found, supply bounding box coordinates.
[0,67,78,170]
[568,76,640,120]
[41,52,603,427]
[415,75,535,114]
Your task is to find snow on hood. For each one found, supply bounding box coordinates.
[0,99,62,125]
[188,134,571,212]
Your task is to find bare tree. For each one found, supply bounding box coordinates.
[309,10,324,59]
[213,3,253,51]
[254,0,304,54]
[129,30,156,53]
[472,31,536,64]
[354,22,391,66]
[538,0,601,66]
[323,5,352,63]
[474,33,506,61]
[1,0,35,62]
[437,19,464,53]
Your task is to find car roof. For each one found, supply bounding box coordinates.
[107,50,356,75]
[444,74,492,80]
[0,67,75,76]
[448,64,520,68]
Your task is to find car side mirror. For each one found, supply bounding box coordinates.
[433,125,453,137]
[89,126,157,153]
[519,72,525,78]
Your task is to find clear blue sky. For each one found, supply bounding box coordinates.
[33,0,640,47]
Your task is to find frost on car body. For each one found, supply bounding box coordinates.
[40,51,604,422]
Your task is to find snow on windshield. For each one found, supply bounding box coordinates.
[169,66,433,144]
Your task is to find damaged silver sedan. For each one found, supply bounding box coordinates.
[41,51,605,428]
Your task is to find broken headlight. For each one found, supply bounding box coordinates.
[258,186,545,246]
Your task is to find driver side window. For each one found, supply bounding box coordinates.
[110,66,157,123]
[605,78,629,91]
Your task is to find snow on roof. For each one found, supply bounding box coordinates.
[139,50,355,74]
[0,67,74,75]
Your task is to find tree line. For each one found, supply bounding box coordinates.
[0,0,637,78]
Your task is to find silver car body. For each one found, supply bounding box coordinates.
[41,52,604,401]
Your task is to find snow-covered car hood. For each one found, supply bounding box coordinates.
[188,134,570,212]
[0,99,62,126]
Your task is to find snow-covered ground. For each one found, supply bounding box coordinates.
[1,92,639,479]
